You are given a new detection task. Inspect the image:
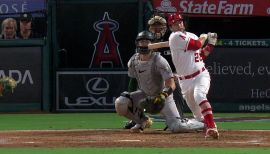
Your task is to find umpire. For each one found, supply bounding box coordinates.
[147,15,186,118]
[124,15,186,129]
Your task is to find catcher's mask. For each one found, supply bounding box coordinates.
[148,16,167,40]
[135,31,154,54]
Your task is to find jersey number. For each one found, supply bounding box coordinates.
[194,53,203,62]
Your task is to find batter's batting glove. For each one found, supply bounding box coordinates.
[0,77,17,96]
[199,33,208,40]
[207,32,218,45]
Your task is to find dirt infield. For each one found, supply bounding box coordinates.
[0,129,269,148]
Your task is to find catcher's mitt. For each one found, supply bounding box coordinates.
[0,77,17,96]
[139,94,166,114]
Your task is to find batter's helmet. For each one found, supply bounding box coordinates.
[135,31,154,54]
[168,13,183,26]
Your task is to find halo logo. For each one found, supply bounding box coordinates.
[90,12,124,68]
[86,77,109,95]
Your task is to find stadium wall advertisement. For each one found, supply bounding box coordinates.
[152,0,270,17]
[56,3,138,68]
[0,0,46,16]
[56,48,270,112]
[205,47,270,112]
[56,71,129,112]
[0,47,42,104]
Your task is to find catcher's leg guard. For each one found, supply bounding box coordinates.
[115,92,148,125]
[115,95,131,116]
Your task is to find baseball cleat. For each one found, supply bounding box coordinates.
[205,127,219,139]
[178,118,205,132]
[124,120,136,129]
[187,118,206,130]
[130,118,153,133]
[130,124,144,133]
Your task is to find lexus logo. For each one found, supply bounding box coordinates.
[86,77,109,95]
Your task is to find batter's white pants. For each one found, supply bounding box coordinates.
[179,70,211,122]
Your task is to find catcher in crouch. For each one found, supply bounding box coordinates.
[114,31,204,133]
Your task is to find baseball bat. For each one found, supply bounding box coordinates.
[148,41,169,50]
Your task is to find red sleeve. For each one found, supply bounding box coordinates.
[187,38,202,51]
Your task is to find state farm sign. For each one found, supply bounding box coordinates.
[180,1,253,15]
[153,0,270,16]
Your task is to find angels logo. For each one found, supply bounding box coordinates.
[90,12,124,68]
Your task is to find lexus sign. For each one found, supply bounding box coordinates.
[56,71,129,112]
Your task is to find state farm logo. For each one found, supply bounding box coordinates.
[179,0,254,15]
[86,77,109,95]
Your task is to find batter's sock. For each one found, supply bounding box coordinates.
[199,100,216,128]
[203,113,216,128]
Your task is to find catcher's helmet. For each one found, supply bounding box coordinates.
[135,31,154,54]
[168,13,183,26]
[136,31,154,42]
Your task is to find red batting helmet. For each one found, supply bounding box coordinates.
[168,13,183,26]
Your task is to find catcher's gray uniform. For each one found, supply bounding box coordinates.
[115,52,204,132]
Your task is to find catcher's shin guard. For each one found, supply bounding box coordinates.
[173,78,186,117]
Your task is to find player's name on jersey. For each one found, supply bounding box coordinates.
[217,39,270,47]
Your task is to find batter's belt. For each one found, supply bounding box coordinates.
[179,67,205,80]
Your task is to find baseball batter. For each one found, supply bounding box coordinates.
[115,31,204,133]
[166,13,219,139]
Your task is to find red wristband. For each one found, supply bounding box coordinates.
[204,44,214,53]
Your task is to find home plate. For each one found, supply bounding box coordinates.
[22,141,42,144]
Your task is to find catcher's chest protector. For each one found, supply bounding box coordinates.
[132,53,163,96]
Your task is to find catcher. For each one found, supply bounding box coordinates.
[0,77,17,96]
[115,31,204,133]
[123,15,186,129]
